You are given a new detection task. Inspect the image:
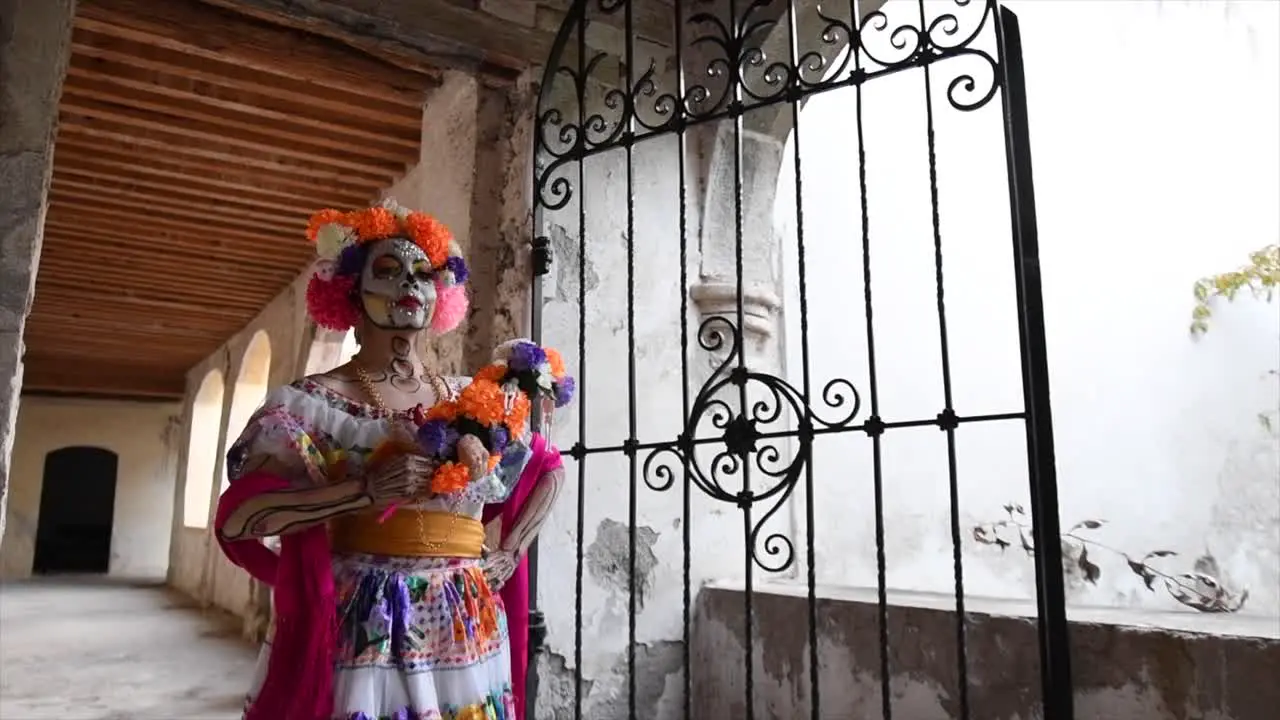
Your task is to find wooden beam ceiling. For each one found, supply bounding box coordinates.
[195,0,677,82]
[27,0,434,400]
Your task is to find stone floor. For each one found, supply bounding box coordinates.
[0,578,256,719]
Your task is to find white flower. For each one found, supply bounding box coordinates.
[315,223,353,260]
[312,259,337,281]
[380,197,412,220]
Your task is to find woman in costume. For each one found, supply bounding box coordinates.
[214,201,564,720]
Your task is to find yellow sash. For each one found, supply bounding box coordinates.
[328,509,484,558]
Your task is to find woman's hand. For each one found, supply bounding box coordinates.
[363,454,434,506]
[457,434,489,482]
[482,548,518,591]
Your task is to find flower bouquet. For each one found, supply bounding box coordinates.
[372,340,575,521]
[416,340,576,484]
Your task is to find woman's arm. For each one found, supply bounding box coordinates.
[218,453,435,541]
[217,463,371,542]
[483,467,565,589]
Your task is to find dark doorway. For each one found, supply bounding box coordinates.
[32,446,119,575]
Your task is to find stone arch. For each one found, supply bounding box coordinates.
[221,330,272,491]
[182,369,224,529]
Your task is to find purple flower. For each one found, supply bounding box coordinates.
[491,425,510,453]
[554,376,576,408]
[416,419,450,456]
[336,243,366,277]
[445,256,469,285]
[508,342,546,373]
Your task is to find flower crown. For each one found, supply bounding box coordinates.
[302,199,469,333]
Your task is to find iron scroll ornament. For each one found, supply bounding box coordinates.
[639,316,862,573]
[532,0,1002,215]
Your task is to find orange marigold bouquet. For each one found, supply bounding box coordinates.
[411,340,575,495]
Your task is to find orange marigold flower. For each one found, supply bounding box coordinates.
[544,348,566,377]
[306,209,347,243]
[404,212,451,267]
[431,462,471,494]
[426,401,459,422]
[487,455,501,472]
[458,379,506,427]
[474,364,507,384]
[350,207,400,241]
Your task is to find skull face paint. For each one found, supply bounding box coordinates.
[359,237,437,330]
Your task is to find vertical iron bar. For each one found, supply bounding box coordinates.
[781,0,820,717]
[573,4,589,719]
[996,8,1074,718]
[850,0,893,716]
[727,2,756,719]
[915,1,970,717]
[527,190,545,720]
[674,1,694,717]
[623,1,640,716]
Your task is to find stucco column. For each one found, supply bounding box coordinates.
[0,0,75,549]
[385,71,534,375]
[691,122,787,375]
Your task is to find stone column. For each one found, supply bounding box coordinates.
[0,0,75,549]
[690,121,787,378]
[382,70,534,376]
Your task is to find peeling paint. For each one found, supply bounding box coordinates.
[586,518,660,610]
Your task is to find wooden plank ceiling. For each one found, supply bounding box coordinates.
[25,0,436,401]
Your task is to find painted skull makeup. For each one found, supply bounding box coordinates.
[359,237,437,330]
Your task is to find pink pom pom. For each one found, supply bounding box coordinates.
[306,273,361,331]
[431,282,468,334]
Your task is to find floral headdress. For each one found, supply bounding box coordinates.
[302,199,469,333]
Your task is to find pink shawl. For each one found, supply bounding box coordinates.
[213,437,560,720]
[483,433,563,720]
[215,471,336,720]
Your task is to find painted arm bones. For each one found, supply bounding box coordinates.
[482,466,566,591]
[217,455,434,541]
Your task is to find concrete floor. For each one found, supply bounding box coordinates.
[0,578,257,719]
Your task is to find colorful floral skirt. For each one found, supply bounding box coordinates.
[244,554,515,720]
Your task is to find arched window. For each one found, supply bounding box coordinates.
[222,330,272,491]
[183,370,224,528]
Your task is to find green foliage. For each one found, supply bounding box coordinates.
[1190,244,1280,335]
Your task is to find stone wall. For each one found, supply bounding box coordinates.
[692,584,1280,720]
[2,396,181,579]
[0,0,75,550]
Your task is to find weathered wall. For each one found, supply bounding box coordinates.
[692,584,1280,720]
[0,0,75,549]
[1,397,181,579]
[775,0,1280,617]
[530,0,1279,716]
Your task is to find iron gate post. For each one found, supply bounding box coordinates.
[997,7,1075,718]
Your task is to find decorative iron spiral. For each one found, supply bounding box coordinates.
[533,0,1003,214]
[640,316,862,573]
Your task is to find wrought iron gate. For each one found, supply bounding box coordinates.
[526,1,1072,718]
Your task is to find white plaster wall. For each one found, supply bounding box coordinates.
[536,132,751,716]
[534,2,1279,712]
[775,0,1280,618]
[1,397,180,580]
